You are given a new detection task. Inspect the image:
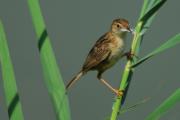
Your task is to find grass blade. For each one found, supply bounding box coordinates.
[146,89,180,120]
[119,97,150,114]
[139,0,158,18]
[138,0,167,37]
[0,21,24,120]
[139,0,149,18]
[132,33,180,68]
[132,0,167,58]
[140,0,166,22]
[27,1,71,120]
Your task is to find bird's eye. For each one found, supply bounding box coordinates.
[117,24,120,28]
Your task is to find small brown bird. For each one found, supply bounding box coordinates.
[66,18,133,96]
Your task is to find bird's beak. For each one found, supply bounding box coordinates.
[120,27,135,35]
[127,27,135,35]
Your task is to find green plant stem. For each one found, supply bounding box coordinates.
[110,0,167,119]
[28,0,71,120]
[0,21,24,120]
[110,21,143,120]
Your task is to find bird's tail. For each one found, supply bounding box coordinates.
[66,70,84,91]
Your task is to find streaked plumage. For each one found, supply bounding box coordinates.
[66,18,133,96]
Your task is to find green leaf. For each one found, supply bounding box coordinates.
[139,0,167,34]
[132,0,167,57]
[139,0,149,18]
[0,21,24,120]
[140,0,167,21]
[132,33,180,68]
[120,97,150,114]
[146,89,180,120]
[28,0,71,120]
[140,0,159,18]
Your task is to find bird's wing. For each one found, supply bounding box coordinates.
[82,33,112,71]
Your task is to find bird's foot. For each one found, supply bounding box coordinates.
[124,51,138,60]
[113,89,124,97]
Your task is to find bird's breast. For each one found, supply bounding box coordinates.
[109,37,125,59]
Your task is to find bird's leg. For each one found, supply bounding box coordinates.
[97,73,123,96]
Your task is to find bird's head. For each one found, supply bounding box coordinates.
[111,18,133,36]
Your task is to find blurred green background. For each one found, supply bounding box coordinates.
[0,0,179,120]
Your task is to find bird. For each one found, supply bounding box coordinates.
[66,18,133,96]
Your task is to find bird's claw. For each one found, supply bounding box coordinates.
[124,51,138,60]
[114,89,123,97]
